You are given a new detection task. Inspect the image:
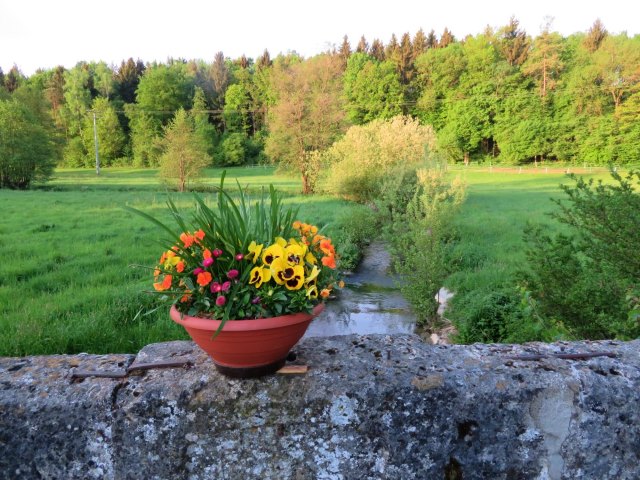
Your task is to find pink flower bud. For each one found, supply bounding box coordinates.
[213,249,223,258]
[221,281,231,292]
[235,253,244,261]
[202,257,214,267]
[227,269,239,279]
[193,268,203,276]
[210,282,222,293]
[216,295,226,306]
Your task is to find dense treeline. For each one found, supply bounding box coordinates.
[1,18,639,188]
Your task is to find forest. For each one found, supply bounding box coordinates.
[1,18,640,190]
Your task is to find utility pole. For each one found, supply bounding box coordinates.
[92,111,100,175]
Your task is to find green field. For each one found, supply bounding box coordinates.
[443,168,615,334]
[0,166,617,355]
[0,167,358,356]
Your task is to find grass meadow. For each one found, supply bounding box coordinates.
[0,166,357,356]
[0,165,618,356]
[443,167,615,331]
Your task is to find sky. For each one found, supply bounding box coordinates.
[1,0,638,75]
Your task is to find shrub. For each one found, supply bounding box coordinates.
[522,169,640,339]
[331,206,380,271]
[325,116,436,203]
[386,168,465,327]
[0,98,54,189]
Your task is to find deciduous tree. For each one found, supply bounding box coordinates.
[158,108,211,191]
[265,55,345,193]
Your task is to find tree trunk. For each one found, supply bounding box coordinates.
[463,152,470,166]
[301,172,311,195]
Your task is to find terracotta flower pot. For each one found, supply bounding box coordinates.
[170,303,324,378]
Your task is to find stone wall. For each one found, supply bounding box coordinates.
[1,335,639,479]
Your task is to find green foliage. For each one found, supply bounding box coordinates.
[331,206,380,271]
[522,170,640,339]
[216,132,246,166]
[135,63,194,125]
[343,53,404,124]
[386,168,465,327]
[81,98,126,167]
[453,287,568,344]
[157,109,211,191]
[223,83,251,134]
[124,104,162,167]
[265,54,345,194]
[0,98,54,189]
[325,116,436,203]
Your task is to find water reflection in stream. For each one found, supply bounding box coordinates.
[304,241,417,338]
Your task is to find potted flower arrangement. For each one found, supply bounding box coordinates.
[129,174,341,378]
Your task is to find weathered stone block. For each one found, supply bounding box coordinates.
[1,336,639,479]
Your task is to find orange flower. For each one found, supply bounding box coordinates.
[180,232,195,248]
[153,274,173,291]
[320,239,335,256]
[176,261,185,273]
[194,229,205,241]
[320,288,331,298]
[154,268,161,278]
[203,249,212,260]
[338,280,345,288]
[292,220,302,230]
[180,291,191,303]
[321,255,336,269]
[197,271,212,286]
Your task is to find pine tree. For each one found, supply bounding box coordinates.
[209,52,230,108]
[426,30,438,49]
[356,35,369,54]
[584,19,607,53]
[45,66,66,126]
[115,58,145,104]
[257,49,272,69]
[397,33,414,84]
[370,39,385,61]
[238,54,250,69]
[413,29,428,60]
[523,22,564,98]
[339,35,352,68]
[385,34,399,59]
[499,17,530,66]
[5,66,23,93]
[439,28,455,48]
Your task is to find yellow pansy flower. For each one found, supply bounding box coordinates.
[247,241,263,264]
[262,243,285,266]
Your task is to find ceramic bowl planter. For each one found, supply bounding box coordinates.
[171,303,324,378]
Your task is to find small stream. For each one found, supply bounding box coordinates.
[304,241,417,338]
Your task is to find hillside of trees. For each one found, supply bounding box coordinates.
[1,18,639,188]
